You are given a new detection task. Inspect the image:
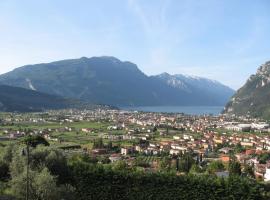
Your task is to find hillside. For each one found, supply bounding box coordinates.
[0,56,234,106]
[0,85,78,112]
[153,73,234,106]
[223,61,270,118]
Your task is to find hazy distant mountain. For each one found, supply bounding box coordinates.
[0,85,78,112]
[154,73,234,105]
[223,61,270,118]
[0,56,234,107]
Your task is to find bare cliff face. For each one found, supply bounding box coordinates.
[223,61,270,118]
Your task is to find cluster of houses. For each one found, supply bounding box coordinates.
[2,109,270,181]
[98,111,270,181]
[224,122,270,132]
[0,126,76,142]
[111,129,270,181]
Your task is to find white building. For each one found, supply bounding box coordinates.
[264,168,270,182]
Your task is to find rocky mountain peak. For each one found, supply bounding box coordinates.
[257,61,270,75]
[223,60,270,118]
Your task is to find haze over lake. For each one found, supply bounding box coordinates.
[121,106,224,115]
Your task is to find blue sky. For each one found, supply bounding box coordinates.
[0,0,269,89]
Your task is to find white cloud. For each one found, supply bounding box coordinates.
[128,0,151,34]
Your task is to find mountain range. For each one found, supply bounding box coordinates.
[223,61,270,118]
[0,85,77,112]
[0,56,234,108]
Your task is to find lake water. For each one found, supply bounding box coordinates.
[120,106,224,116]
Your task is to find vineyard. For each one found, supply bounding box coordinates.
[141,155,159,164]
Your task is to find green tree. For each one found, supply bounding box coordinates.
[98,156,111,164]
[0,160,9,181]
[207,161,225,174]
[159,156,171,171]
[93,138,104,149]
[133,156,150,168]
[44,149,70,184]
[229,160,241,176]
[258,153,270,164]
[178,153,195,173]
[10,148,26,178]
[9,146,73,200]
[107,141,113,150]
[57,184,76,200]
[70,159,265,200]
[23,135,49,148]
[11,168,59,200]
[243,164,255,178]
[112,160,128,171]
[189,164,203,174]
[34,168,59,200]
[234,143,245,153]
[1,143,14,164]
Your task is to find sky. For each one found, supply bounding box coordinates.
[0,0,270,89]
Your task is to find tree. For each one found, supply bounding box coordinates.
[107,141,113,150]
[98,156,111,164]
[189,164,203,174]
[258,153,270,164]
[159,156,171,171]
[1,143,14,164]
[10,168,37,199]
[229,160,241,176]
[44,149,70,184]
[178,153,195,173]
[0,160,9,181]
[166,125,169,135]
[93,138,104,149]
[207,161,225,174]
[234,143,245,153]
[34,168,59,200]
[70,159,265,200]
[0,144,14,181]
[10,148,26,178]
[11,168,59,200]
[133,156,150,168]
[112,160,128,171]
[23,135,50,148]
[57,184,76,200]
[9,146,74,200]
[243,164,255,178]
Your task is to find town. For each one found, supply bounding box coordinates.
[1,108,270,182]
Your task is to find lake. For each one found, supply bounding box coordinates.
[120,106,224,116]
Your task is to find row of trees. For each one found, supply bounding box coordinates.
[0,136,269,199]
[70,159,267,200]
[157,152,246,178]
